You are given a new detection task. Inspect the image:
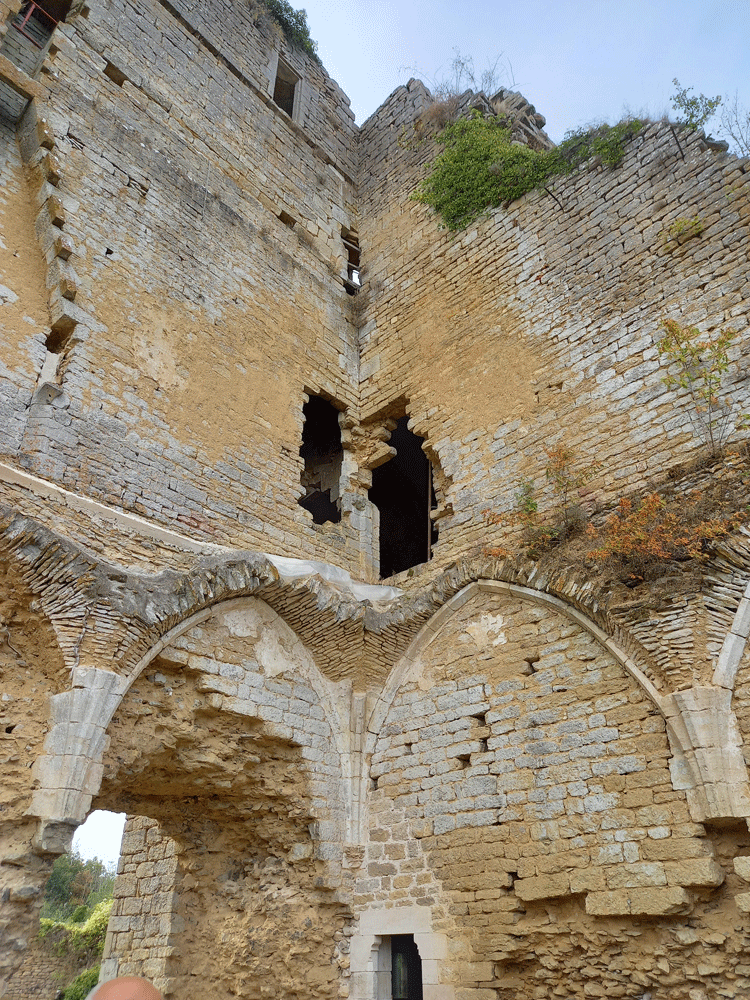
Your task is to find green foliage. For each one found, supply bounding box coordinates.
[42,851,115,922]
[413,113,644,231]
[61,966,101,1000]
[663,215,704,248]
[670,78,721,131]
[70,904,90,923]
[40,899,113,964]
[514,478,538,517]
[554,118,646,169]
[657,318,737,455]
[261,0,319,60]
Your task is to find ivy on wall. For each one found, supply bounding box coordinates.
[413,114,645,230]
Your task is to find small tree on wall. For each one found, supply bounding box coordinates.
[656,318,740,456]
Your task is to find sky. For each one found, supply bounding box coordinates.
[300,0,750,141]
[74,811,126,871]
[72,0,749,874]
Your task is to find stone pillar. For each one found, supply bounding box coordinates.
[100,818,180,997]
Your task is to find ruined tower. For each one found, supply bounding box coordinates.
[1,2,750,998]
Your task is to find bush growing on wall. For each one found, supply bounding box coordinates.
[413,114,644,230]
[657,318,739,455]
[260,0,319,59]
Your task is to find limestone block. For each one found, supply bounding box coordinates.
[569,867,606,894]
[664,858,725,887]
[586,886,690,916]
[734,856,750,882]
[735,892,750,913]
[0,52,45,101]
[514,872,570,901]
[629,886,691,915]
[606,862,667,889]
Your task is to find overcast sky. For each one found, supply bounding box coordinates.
[302,0,749,142]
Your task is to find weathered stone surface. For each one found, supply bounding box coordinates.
[1,1,750,999]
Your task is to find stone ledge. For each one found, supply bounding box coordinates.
[0,52,45,101]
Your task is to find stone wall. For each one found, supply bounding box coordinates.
[0,0,370,574]
[92,598,352,1000]
[2,936,81,1000]
[1,2,750,999]
[101,817,180,989]
[357,83,750,581]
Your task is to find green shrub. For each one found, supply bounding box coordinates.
[670,78,721,131]
[413,113,644,230]
[40,899,113,964]
[261,0,319,60]
[62,965,100,1000]
[71,905,90,923]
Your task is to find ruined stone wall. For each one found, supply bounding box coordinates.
[2,936,81,1000]
[363,587,750,1000]
[357,84,750,580]
[2,6,750,999]
[0,0,368,571]
[90,597,352,999]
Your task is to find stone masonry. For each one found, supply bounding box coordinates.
[1,2,750,1000]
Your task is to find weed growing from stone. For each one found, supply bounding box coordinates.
[413,114,644,230]
[483,446,600,559]
[657,318,738,455]
[662,215,704,249]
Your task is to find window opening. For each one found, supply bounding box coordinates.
[342,228,361,295]
[368,416,438,578]
[273,58,298,117]
[11,0,67,47]
[391,936,423,1000]
[299,395,343,525]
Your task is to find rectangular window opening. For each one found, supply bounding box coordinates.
[273,58,298,118]
[11,1,59,47]
[342,228,361,295]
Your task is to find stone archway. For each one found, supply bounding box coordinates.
[65,597,353,998]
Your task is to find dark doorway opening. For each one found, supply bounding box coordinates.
[369,416,437,578]
[298,396,343,525]
[391,935,423,1000]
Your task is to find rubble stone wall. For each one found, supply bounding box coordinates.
[1,3,750,1000]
